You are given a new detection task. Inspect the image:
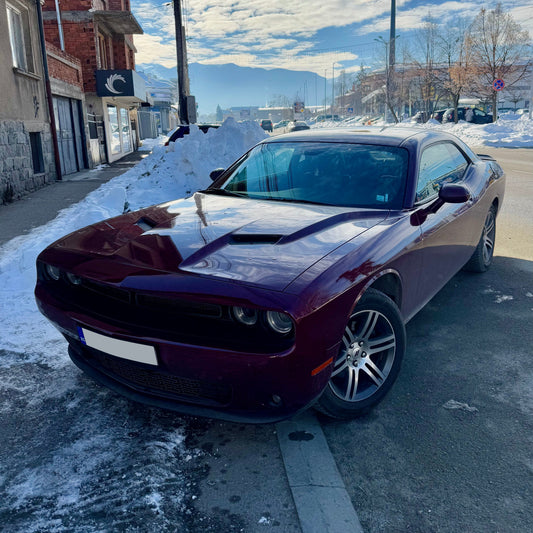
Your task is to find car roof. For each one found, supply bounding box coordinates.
[263,126,457,148]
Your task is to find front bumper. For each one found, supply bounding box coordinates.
[67,342,318,423]
[35,284,335,423]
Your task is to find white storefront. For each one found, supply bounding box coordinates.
[94,69,147,163]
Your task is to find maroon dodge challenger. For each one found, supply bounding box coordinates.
[35,128,505,422]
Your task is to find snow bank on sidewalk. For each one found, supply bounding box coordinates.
[0,118,267,360]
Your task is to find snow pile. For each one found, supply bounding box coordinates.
[436,115,533,147]
[0,118,267,358]
[116,118,267,209]
[312,114,533,148]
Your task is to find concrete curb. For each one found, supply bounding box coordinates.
[277,412,364,533]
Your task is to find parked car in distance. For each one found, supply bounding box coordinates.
[411,111,429,123]
[442,107,493,124]
[35,128,505,423]
[315,114,341,122]
[431,109,447,122]
[274,120,290,129]
[287,120,310,132]
[260,119,273,132]
[164,124,219,146]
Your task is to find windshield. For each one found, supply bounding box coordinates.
[218,142,408,209]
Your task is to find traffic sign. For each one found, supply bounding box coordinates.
[493,79,505,91]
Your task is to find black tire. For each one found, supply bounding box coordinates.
[464,205,496,273]
[315,289,406,419]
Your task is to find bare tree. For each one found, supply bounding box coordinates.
[438,19,476,122]
[468,3,531,121]
[406,15,445,118]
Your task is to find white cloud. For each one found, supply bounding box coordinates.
[132,0,533,74]
[134,34,176,68]
[132,0,390,73]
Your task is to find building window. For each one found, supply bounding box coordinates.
[29,132,44,174]
[6,2,34,72]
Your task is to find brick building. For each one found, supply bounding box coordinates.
[43,0,146,165]
[47,40,87,176]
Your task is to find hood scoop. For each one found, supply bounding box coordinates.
[136,217,158,232]
[229,234,283,245]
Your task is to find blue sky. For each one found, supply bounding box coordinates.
[131,0,533,75]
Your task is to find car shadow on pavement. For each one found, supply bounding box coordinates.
[319,254,533,533]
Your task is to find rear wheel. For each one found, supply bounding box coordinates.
[464,205,496,272]
[315,289,406,419]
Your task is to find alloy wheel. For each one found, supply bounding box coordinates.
[329,309,396,403]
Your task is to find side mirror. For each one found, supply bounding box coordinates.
[411,183,471,226]
[209,168,225,181]
[439,183,471,204]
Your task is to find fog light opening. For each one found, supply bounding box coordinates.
[270,394,283,407]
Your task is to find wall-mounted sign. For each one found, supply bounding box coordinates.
[96,70,147,102]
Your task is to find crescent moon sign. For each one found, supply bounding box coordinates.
[105,74,126,95]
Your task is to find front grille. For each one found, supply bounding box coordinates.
[38,264,294,353]
[83,345,232,405]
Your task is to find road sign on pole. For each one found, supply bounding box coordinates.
[493,79,505,91]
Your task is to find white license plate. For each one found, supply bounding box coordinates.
[78,327,158,366]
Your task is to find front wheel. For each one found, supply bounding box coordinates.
[315,289,406,419]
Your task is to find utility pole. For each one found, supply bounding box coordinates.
[173,0,192,124]
[389,0,396,81]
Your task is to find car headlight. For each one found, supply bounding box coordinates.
[66,272,82,285]
[232,306,258,326]
[266,311,293,334]
[45,264,61,281]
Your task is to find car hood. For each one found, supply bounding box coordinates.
[55,193,388,291]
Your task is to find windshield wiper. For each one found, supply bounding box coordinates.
[199,188,247,198]
[265,197,330,206]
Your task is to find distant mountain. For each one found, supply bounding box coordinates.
[137,62,330,114]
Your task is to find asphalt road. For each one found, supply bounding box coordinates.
[322,146,533,532]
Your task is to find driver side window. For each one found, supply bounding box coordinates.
[416,143,468,203]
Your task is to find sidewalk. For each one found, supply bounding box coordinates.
[0,150,146,247]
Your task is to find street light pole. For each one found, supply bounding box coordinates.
[324,70,327,116]
[384,0,399,123]
[332,63,335,114]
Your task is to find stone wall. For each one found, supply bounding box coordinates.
[0,121,55,204]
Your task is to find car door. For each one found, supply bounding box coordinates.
[413,142,479,303]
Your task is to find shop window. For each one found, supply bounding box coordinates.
[29,132,44,174]
[6,2,35,73]
[108,105,121,155]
